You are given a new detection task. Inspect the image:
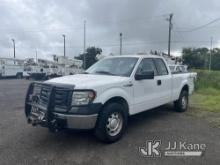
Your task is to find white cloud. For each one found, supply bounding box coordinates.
[0,0,220,60]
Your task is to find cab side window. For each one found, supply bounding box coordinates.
[154,59,168,75]
[136,58,157,75]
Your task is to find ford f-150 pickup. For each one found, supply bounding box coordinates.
[25,55,197,143]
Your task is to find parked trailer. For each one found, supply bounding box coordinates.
[0,58,24,78]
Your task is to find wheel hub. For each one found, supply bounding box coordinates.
[109,118,118,129]
[106,112,123,136]
[182,96,187,109]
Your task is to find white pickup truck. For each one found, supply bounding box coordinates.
[25,55,197,143]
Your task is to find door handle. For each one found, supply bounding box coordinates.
[157,80,162,86]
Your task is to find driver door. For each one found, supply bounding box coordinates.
[132,58,158,114]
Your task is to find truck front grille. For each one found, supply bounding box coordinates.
[38,85,71,111]
[40,86,51,106]
[26,82,74,116]
[54,89,71,107]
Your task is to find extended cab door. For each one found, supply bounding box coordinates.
[132,58,172,115]
[153,58,172,105]
[132,58,159,114]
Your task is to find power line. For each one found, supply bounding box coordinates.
[12,40,218,49]
[174,17,220,32]
[0,14,170,33]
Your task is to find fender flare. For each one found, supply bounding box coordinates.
[94,87,131,114]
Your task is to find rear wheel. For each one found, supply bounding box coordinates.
[174,90,189,112]
[95,102,128,143]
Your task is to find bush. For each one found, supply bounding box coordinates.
[194,69,220,91]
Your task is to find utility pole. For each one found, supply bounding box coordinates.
[62,34,66,57]
[35,49,38,64]
[167,13,173,56]
[120,33,122,55]
[83,20,86,69]
[11,39,15,64]
[209,37,213,71]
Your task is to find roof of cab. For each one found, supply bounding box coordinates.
[105,54,164,59]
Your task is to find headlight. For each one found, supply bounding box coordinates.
[72,91,96,105]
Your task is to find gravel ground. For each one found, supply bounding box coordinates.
[0,79,220,165]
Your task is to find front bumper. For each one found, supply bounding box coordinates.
[25,82,102,131]
[54,113,98,129]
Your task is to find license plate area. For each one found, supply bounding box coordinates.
[31,106,46,121]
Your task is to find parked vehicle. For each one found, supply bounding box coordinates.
[25,57,84,80]
[0,58,24,78]
[24,64,46,80]
[25,55,197,143]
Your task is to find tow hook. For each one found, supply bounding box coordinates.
[27,117,39,126]
[49,119,60,133]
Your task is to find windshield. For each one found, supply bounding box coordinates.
[86,57,138,77]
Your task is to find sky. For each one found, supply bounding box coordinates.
[1,0,220,60]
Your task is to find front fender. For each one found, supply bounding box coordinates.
[94,87,132,112]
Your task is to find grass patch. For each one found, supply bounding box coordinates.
[190,90,220,112]
[188,70,220,127]
[193,69,220,90]
[189,69,220,112]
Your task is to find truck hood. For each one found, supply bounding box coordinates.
[46,74,130,89]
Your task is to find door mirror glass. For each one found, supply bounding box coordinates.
[135,71,154,80]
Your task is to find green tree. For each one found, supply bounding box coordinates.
[76,47,102,69]
[182,47,209,69]
[182,47,220,70]
[211,48,220,70]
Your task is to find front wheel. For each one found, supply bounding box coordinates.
[174,90,189,112]
[94,103,128,143]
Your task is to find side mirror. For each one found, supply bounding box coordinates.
[135,71,154,80]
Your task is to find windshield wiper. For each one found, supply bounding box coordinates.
[95,71,115,75]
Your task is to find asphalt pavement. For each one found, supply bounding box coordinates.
[0,79,220,165]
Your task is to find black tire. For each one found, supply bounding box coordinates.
[16,73,23,79]
[94,102,128,143]
[43,75,49,80]
[174,90,189,112]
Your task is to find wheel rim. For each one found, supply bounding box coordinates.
[106,112,123,136]
[181,96,188,109]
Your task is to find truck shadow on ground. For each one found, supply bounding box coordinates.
[35,104,176,146]
[128,103,175,127]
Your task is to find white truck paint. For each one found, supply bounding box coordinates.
[48,55,196,115]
